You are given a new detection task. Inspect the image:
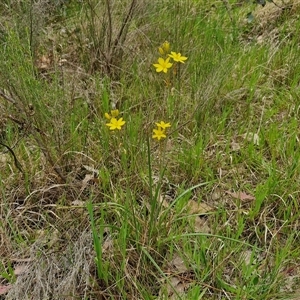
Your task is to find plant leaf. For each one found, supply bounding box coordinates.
[226,191,255,201]
[0,285,11,295]
[247,12,254,23]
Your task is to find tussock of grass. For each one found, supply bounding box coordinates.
[1,0,300,299]
[6,230,94,300]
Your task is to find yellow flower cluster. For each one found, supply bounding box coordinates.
[152,121,171,141]
[158,41,170,56]
[105,110,171,141]
[105,110,125,130]
[104,43,178,139]
[153,41,188,73]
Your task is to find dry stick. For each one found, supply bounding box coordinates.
[0,89,16,104]
[113,0,137,50]
[2,88,66,182]
[0,117,66,182]
[269,0,284,9]
[29,0,36,66]
[0,142,24,174]
[86,0,109,72]
[104,0,137,77]
[0,124,65,181]
[105,0,113,74]
[106,0,112,51]
[37,141,66,183]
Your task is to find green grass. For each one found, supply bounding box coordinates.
[1,0,300,299]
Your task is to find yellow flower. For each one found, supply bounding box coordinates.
[156,121,171,130]
[158,41,170,55]
[158,47,164,56]
[106,117,125,130]
[168,51,188,63]
[105,109,119,120]
[111,109,119,117]
[153,57,173,73]
[152,127,167,140]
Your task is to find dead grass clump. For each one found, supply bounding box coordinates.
[5,230,94,300]
[69,0,145,78]
[248,0,300,45]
